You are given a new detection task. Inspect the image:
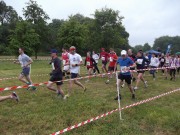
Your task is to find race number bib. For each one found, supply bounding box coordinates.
[63,60,66,65]
[166,59,169,64]
[101,57,105,61]
[51,63,55,70]
[110,57,113,62]
[137,59,143,64]
[120,66,128,73]
[87,62,90,66]
[161,59,164,62]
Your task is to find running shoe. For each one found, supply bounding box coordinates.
[12,92,19,102]
[64,94,70,99]
[132,94,135,99]
[105,80,110,84]
[144,81,148,88]
[26,82,31,90]
[84,87,87,92]
[121,84,125,88]
[57,90,61,96]
[132,77,136,82]
[114,94,121,100]
[133,87,138,91]
[32,86,37,91]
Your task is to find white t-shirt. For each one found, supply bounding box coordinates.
[92,54,99,63]
[69,53,82,73]
[18,53,31,68]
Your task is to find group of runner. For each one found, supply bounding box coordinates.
[0,46,179,102]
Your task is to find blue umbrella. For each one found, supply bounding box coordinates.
[147,50,161,54]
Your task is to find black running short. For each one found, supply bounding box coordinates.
[49,75,63,85]
[118,74,132,85]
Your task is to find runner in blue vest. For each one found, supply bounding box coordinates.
[114,50,136,100]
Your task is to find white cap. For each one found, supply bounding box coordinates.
[121,50,127,55]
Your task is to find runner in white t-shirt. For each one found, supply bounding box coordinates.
[64,46,86,99]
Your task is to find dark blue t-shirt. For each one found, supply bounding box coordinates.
[117,57,134,75]
[134,56,149,69]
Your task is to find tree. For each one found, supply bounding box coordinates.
[9,21,40,56]
[0,0,20,55]
[47,19,65,50]
[0,0,19,25]
[89,7,130,53]
[143,43,151,52]
[134,45,143,52]
[23,0,49,58]
[153,36,180,54]
[57,19,88,55]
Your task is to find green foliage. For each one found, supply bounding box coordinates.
[9,20,40,56]
[23,0,49,24]
[57,18,88,54]
[23,0,49,58]
[134,43,152,53]
[0,0,19,25]
[153,36,180,54]
[90,7,130,52]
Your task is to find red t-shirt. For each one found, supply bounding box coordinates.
[109,53,118,67]
[100,51,109,62]
[62,52,69,65]
[86,57,93,68]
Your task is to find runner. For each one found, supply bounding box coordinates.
[62,48,70,79]
[105,48,118,84]
[0,92,19,102]
[159,53,166,75]
[127,49,136,82]
[133,51,149,91]
[169,54,178,81]
[149,53,160,80]
[143,53,149,75]
[46,49,65,98]
[175,54,180,77]
[92,51,100,74]
[164,53,171,79]
[114,50,136,100]
[100,48,109,74]
[64,46,86,98]
[84,51,96,82]
[14,48,36,90]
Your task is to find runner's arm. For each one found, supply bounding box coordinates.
[24,58,33,67]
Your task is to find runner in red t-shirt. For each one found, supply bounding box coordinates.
[62,48,70,78]
[105,48,118,84]
[84,51,96,82]
[100,48,109,73]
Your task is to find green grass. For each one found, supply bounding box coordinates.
[0,59,180,135]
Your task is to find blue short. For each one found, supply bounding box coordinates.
[21,67,30,76]
[71,73,78,79]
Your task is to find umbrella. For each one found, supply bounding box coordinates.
[176,52,180,55]
[147,50,161,54]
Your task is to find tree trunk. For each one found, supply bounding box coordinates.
[35,51,37,59]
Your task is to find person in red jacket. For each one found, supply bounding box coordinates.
[62,48,70,79]
[84,51,96,82]
[106,48,118,84]
[100,48,109,74]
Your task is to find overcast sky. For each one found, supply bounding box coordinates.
[5,0,180,46]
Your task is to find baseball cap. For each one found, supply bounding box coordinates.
[50,49,58,54]
[69,46,76,51]
[121,50,127,55]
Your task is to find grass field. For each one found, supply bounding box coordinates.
[0,58,180,135]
